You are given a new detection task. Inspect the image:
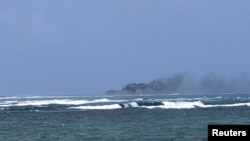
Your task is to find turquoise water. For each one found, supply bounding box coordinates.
[1,94,250,141]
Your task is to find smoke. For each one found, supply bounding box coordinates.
[198,73,250,93]
[113,73,250,94]
[147,72,190,93]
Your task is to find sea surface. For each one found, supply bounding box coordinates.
[1,93,250,141]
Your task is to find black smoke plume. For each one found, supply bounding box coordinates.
[106,73,250,94]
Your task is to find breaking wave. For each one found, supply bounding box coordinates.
[0,98,126,107]
[68,101,250,110]
[69,104,122,110]
[1,95,250,111]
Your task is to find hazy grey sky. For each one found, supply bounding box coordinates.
[1,0,250,96]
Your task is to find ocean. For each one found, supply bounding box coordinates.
[1,93,250,141]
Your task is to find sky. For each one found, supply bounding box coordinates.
[1,0,250,96]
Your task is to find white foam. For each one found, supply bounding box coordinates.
[1,97,250,110]
[146,101,205,109]
[0,100,18,107]
[69,104,121,110]
[129,102,139,107]
[201,102,250,108]
[0,100,18,105]
[0,98,126,107]
[15,99,90,106]
[134,98,143,101]
[142,101,250,109]
[141,101,203,109]
[0,97,18,100]
[91,98,110,102]
[90,98,126,103]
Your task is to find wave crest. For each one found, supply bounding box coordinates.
[1,96,250,111]
[69,104,121,110]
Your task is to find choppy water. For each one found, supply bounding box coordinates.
[1,93,250,141]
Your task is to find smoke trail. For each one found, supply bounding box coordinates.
[198,73,250,93]
[106,73,250,94]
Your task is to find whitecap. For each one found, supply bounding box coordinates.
[15,99,90,106]
[202,102,250,108]
[0,98,127,107]
[129,102,139,107]
[68,104,121,110]
[139,101,204,109]
[141,101,250,109]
